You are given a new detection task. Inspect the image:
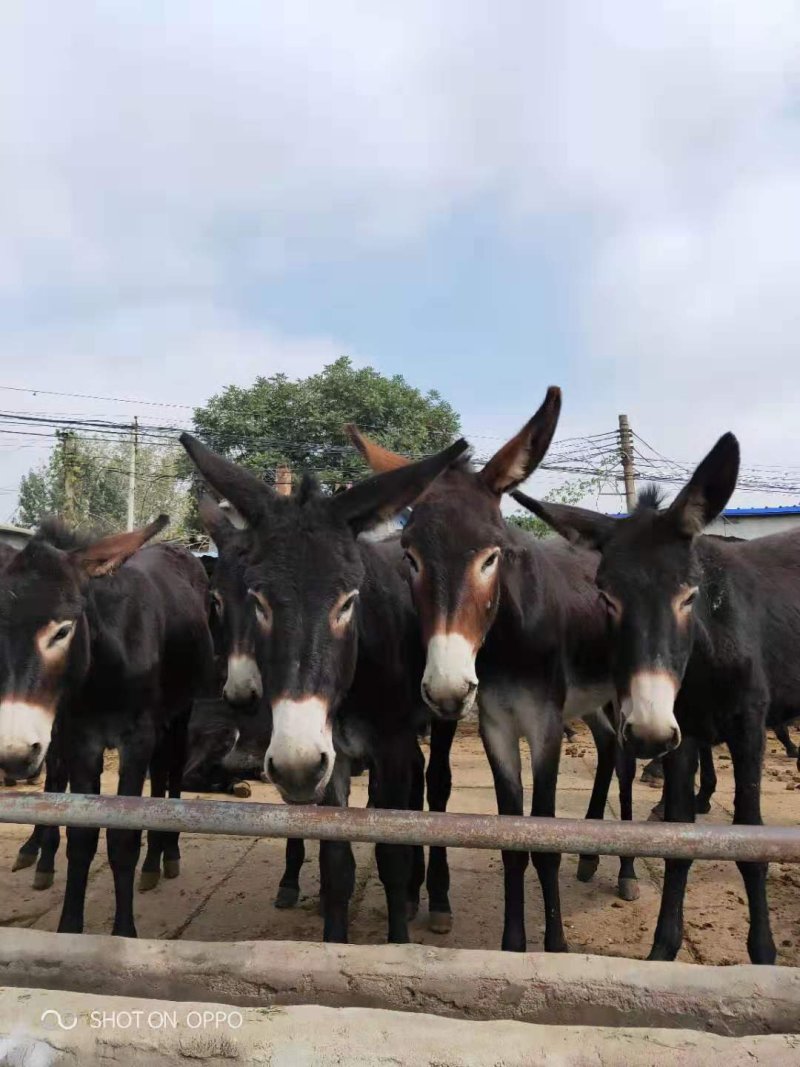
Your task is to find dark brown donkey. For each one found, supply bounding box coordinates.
[0,518,213,935]
[513,433,796,963]
[349,388,637,953]
[180,431,468,943]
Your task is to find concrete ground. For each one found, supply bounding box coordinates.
[1,722,799,965]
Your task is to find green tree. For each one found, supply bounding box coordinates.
[192,356,461,488]
[508,468,614,539]
[16,432,191,534]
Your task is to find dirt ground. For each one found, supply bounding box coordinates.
[1,722,799,966]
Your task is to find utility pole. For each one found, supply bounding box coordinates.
[127,416,138,530]
[618,414,637,513]
[275,464,292,497]
[59,430,76,525]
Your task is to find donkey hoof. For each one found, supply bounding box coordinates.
[618,877,640,902]
[163,859,180,879]
[576,856,599,882]
[694,798,712,815]
[274,885,300,909]
[428,910,453,934]
[231,781,251,798]
[33,870,54,890]
[139,869,161,891]
[13,850,37,872]
[406,899,420,921]
[647,804,665,823]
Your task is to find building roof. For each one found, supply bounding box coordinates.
[607,505,800,519]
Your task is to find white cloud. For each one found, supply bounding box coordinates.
[1,1,800,508]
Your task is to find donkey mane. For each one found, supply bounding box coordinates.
[635,485,666,513]
[33,517,94,552]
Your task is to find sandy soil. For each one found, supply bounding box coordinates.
[1,722,799,965]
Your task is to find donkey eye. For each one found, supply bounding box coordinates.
[598,591,620,618]
[404,552,420,574]
[481,551,500,573]
[49,622,75,647]
[680,587,699,610]
[338,592,359,620]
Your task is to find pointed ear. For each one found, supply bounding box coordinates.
[666,433,739,537]
[73,515,169,577]
[346,424,412,473]
[180,433,272,526]
[511,491,616,550]
[481,386,562,495]
[330,438,469,535]
[197,495,236,548]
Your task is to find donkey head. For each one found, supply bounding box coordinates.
[0,516,167,778]
[181,432,468,803]
[349,386,561,721]
[513,433,740,758]
[198,497,263,709]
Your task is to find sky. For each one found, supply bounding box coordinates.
[2,1,800,521]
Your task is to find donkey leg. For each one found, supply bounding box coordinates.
[406,740,426,922]
[528,716,568,954]
[727,720,776,964]
[648,738,697,961]
[576,711,615,883]
[319,757,355,943]
[426,717,457,933]
[108,742,150,938]
[140,744,168,891]
[773,721,799,760]
[14,825,42,872]
[33,826,61,890]
[275,838,306,908]
[615,744,639,900]
[480,710,527,952]
[58,753,103,934]
[162,709,190,880]
[694,744,717,815]
[374,738,416,944]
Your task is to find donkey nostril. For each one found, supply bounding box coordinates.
[621,720,632,742]
[318,753,329,776]
[422,682,432,703]
[30,742,42,757]
[266,757,276,779]
[466,682,477,697]
[669,728,681,750]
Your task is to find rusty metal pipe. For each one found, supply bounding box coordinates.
[1,792,799,863]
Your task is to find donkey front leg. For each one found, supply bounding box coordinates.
[275,838,306,909]
[726,719,776,964]
[528,715,568,953]
[109,742,151,937]
[480,709,528,952]
[373,737,417,944]
[58,749,104,934]
[576,710,616,884]
[694,744,717,815]
[615,744,639,900]
[425,717,457,933]
[648,736,698,961]
[319,756,355,943]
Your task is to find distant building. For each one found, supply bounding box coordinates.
[607,505,800,541]
[705,506,800,540]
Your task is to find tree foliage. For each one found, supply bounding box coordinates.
[192,356,461,488]
[508,473,609,539]
[16,432,190,534]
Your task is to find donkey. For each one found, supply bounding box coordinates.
[513,432,796,963]
[0,517,213,935]
[349,387,644,954]
[180,430,468,943]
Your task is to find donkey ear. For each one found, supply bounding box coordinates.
[481,387,561,495]
[666,432,739,537]
[73,515,169,577]
[180,433,272,527]
[330,438,469,535]
[511,491,616,550]
[197,495,237,547]
[346,424,412,473]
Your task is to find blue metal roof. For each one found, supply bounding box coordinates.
[608,505,800,519]
[718,506,800,517]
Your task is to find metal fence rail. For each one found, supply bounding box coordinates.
[1,792,799,863]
